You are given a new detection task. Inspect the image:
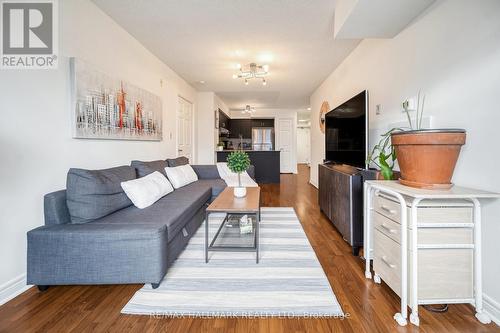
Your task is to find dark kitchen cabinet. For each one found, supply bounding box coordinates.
[228,118,274,138]
[318,164,363,256]
[251,119,274,128]
[229,119,252,138]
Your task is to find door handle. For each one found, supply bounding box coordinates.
[380,205,396,215]
[380,224,397,234]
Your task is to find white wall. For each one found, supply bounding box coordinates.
[0,0,197,304]
[196,92,216,164]
[310,0,500,321]
[297,127,311,164]
[195,92,229,164]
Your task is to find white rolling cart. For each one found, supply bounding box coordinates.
[363,180,499,326]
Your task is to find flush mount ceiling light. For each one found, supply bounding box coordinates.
[241,105,256,115]
[232,63,269,86]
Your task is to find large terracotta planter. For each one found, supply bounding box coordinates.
[391,129,466,189]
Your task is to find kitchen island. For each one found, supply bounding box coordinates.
[216,150,280,183]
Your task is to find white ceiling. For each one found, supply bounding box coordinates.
[91,0,361,110]
[334,0,436,39]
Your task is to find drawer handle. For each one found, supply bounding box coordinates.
[381,205,397,215]
[380,224,397,234]
[381,256,396,269]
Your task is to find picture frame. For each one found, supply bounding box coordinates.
[70,57,163,141]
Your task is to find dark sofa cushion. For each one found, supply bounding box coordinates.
[196,179,227,198]
[66,166,135,224]
[92,181,212,242]
[191,165,221,179]
[131,160,168,178]
[167,156,189,167]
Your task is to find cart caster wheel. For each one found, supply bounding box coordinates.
[374,274,381,284]
[393,313,407,326]
[410,313,420,326]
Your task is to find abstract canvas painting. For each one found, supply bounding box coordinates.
[70,58,162,141]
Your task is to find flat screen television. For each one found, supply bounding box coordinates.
[325,90,368,168]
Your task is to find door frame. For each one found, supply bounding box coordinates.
[176,95,195,162]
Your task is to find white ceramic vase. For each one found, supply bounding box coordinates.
[233,187,247,198]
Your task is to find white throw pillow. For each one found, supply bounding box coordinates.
[164,164,198,189]
[121,171,174,209]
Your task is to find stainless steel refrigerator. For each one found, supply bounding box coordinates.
[252,127,274,151]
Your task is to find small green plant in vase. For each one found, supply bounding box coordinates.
[227,150,250,197]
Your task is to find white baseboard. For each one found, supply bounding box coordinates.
[309,179,318,188]
[484,293,500,326]
[0,274,32,306]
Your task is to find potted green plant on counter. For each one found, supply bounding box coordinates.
[217,141,224,151]
[227,150,250,197]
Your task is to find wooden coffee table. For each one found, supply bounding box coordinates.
[205,187,261,263]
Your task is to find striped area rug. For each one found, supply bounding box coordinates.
[121,207,343,317]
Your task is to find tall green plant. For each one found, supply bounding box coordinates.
[227,151,250,187]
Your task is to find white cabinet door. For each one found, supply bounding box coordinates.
[277,117,295,173]
[177,97,193,161]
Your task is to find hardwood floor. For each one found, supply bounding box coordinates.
[0,164,498,333]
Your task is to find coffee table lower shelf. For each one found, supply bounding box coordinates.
[205,211,260,263]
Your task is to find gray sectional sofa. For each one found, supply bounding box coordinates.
[27,158,254,290]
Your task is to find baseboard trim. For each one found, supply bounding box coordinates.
[0,274,32,306]
[484,293,500,326]
[309,180,318,188]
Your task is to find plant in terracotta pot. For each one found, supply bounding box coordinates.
[227,150,250,198]
[391,92,466,189]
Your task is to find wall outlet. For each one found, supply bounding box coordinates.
[402,97,417,112]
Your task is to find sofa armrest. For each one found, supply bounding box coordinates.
[44,190,71,225]
[191,165,221,179]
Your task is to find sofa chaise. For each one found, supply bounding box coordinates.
[27,158,254,290]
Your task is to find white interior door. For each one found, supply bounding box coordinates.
[297,127,311,164]
[277,117,294,173]
[177,97,193,161]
